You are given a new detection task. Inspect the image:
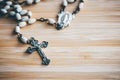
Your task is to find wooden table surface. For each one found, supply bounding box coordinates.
[0,0,120,80]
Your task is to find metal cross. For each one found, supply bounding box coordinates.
[26,37,50,65]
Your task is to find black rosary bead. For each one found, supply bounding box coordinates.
[37,17,48,22]
[59,5,66,14]
[72,6,80,15]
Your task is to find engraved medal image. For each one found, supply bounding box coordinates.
[56,12,73,30]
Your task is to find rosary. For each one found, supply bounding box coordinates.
[0,0,84,65]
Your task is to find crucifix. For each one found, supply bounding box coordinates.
[18,34,50,65]
[26,37,50,65]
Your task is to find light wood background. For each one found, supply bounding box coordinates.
[0,0,120,80]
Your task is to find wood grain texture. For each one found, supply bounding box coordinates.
[0,0,120,80]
